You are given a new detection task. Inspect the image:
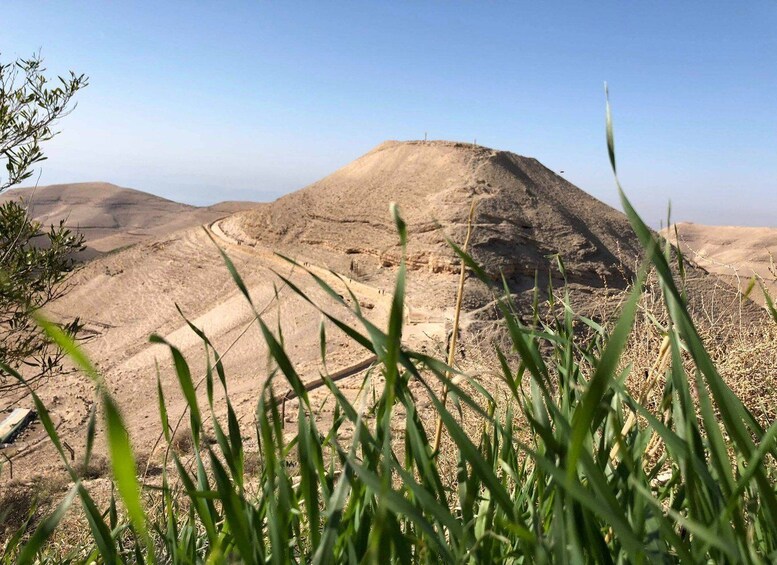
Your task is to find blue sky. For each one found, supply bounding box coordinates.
[3,2,775,226]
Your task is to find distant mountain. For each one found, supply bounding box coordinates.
[663,222,777,304]
[0,182,258,258]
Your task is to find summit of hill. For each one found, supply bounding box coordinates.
[230,140,641,289]
[216,140,763,323]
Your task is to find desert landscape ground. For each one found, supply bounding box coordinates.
[2,140,776,562]
[3,5,774,559]
[0,182,256,259]
[663,222,777,303]
[2,140,771,481]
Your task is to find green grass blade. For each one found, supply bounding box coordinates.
[567,269,643,477]
[16,482,80,565]
[102,392,154,561]
[149,334,202,443]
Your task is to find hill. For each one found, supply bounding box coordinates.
[222,141,753,322]
[662,222,777,303]
[0,182,257,257]
[231,141,641,285]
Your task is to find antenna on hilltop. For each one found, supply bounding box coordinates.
[424,132,427,142]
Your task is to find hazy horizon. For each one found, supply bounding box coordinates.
[2,2,775,227]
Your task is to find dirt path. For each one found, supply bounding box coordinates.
[205,218,455,411]
[207,219,446,348]
[208,219,390,308]
[1,218,448,479]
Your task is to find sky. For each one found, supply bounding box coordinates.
[2,1,776,226]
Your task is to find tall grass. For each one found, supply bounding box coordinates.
[3,95,777,563]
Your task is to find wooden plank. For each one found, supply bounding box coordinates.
[279,355,378,403]
[0,408,34,444]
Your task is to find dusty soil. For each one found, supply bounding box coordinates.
[1,220,415,482]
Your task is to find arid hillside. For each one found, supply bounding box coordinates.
[1,142,766,482]
[0,182,256,258]
[663,222,777,303]
[231,141,643,293]
[223,140,755,323]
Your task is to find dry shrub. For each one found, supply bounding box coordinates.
[714,324,777,428]
[172,426,193,455]
[74,455,110,480]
